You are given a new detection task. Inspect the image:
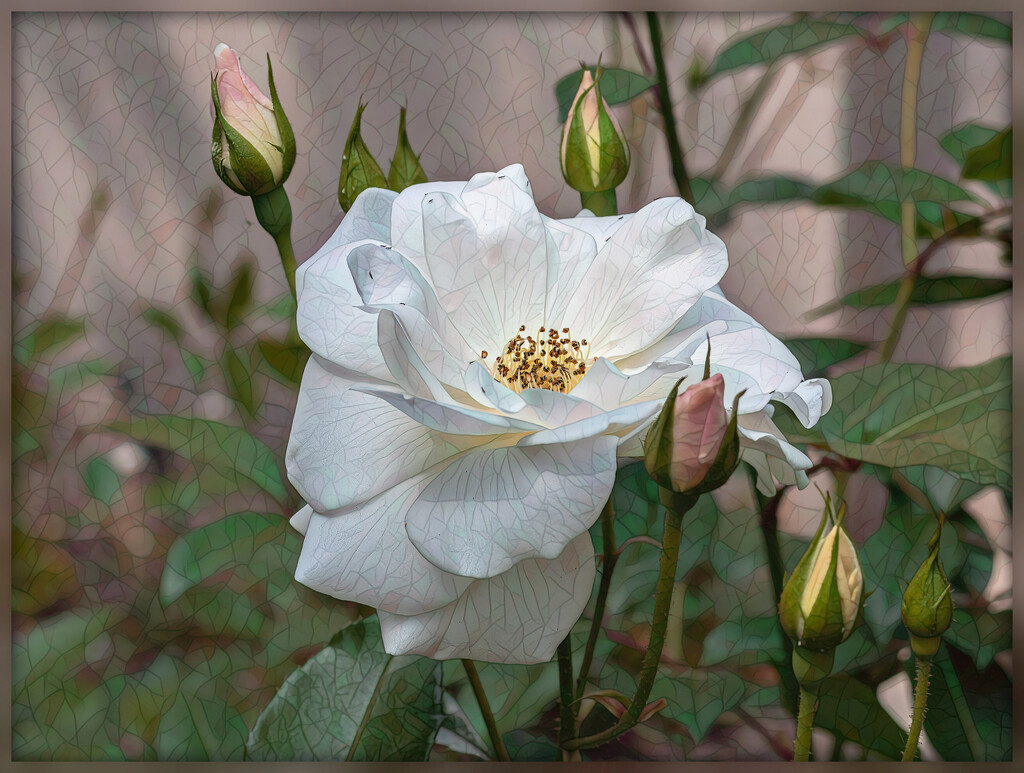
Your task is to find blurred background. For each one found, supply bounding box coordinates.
[12,12,1011,761]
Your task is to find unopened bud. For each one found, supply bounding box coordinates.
[644,371,743,495]
[779,494,864,653]
[210,44,296,197]
[387,107,428,192]
[901,516,953,658]
[560,66,630,193]
[338,101,389,212]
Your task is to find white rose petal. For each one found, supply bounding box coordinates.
[287,163,831,664]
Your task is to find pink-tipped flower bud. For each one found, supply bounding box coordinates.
[644,372,742,495]
[210,43,295,197]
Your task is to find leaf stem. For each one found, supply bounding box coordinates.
[574,497,618,702]
[564,489,694,750]
[646,12,694,204]
[462,659,509,761]
[793,686,818,761]
[902,656,932,761]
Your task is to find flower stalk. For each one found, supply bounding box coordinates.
[563,490,696,750]
[556,637,576,758]
[462,659,509,761]
[251,186,297,301]
[794,685,818,761]
[574,497,618,703]
[902,656,933,761]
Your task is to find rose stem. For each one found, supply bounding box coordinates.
[564,489,695,750]
[461,659,509,761]
[902,656,933,761]
[556,637,575,759]
[793,685,818,761]
[879,12,932,363]
[646,12,694,205]
[573,497,618,704]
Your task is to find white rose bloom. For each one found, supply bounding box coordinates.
[286,164,831,664]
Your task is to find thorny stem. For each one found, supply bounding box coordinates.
[556,637,576,759]
[793,686,818,761]
[880,13,933,363]
[647,12,694,204]
[564,489,695,750]
[902,656,933,761]
[462,659,509,761]
[574,497,618,703]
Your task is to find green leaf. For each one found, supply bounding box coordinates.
[48,358,114,394]
[691,175,815,225]
[142,306,184,342]
[812,672,907,758]
[962,128,1011,183]
[880,12,1011,42]
[387,107,428,192]
[779,337,868,377]
[14,316,86,365]
[258,339,311,385]
[944,608,1011,670]
[225,260,256,331]
[247,617,445,761]
[806,275,1011,319]
[813,162,977,223]
[555,67,656,124]
[221,347,259,417]
[934,12,1011,43]
[103,414,288,501]
[159,512,287,606]
[190,267,214,321]
[82,456,122,505]
[773,358,1011,488]
[940,122,1012,198]
[890,464,983,515]
[917,642,1011,761]
[702,17,863,83]
[182,350,207,389]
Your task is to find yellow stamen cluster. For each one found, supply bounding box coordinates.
[484,324,591,394]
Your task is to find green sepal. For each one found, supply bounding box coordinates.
[265,55,296,185]
[388,107,428,192]
[799,518,848,651]
[642,375,686,490]
[792,646,834,691]
[211,74,251,197]
[778,500,832,644]
[210,71,280,197]
[338,101,389,211]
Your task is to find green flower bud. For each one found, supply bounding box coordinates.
[211,44,296,197]
[901,516,954,658]
[388,107,428,193]
[779,494,864,652]
[560,66,630,194]
[338,102,389,212]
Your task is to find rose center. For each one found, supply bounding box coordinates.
[483,324,591,394]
